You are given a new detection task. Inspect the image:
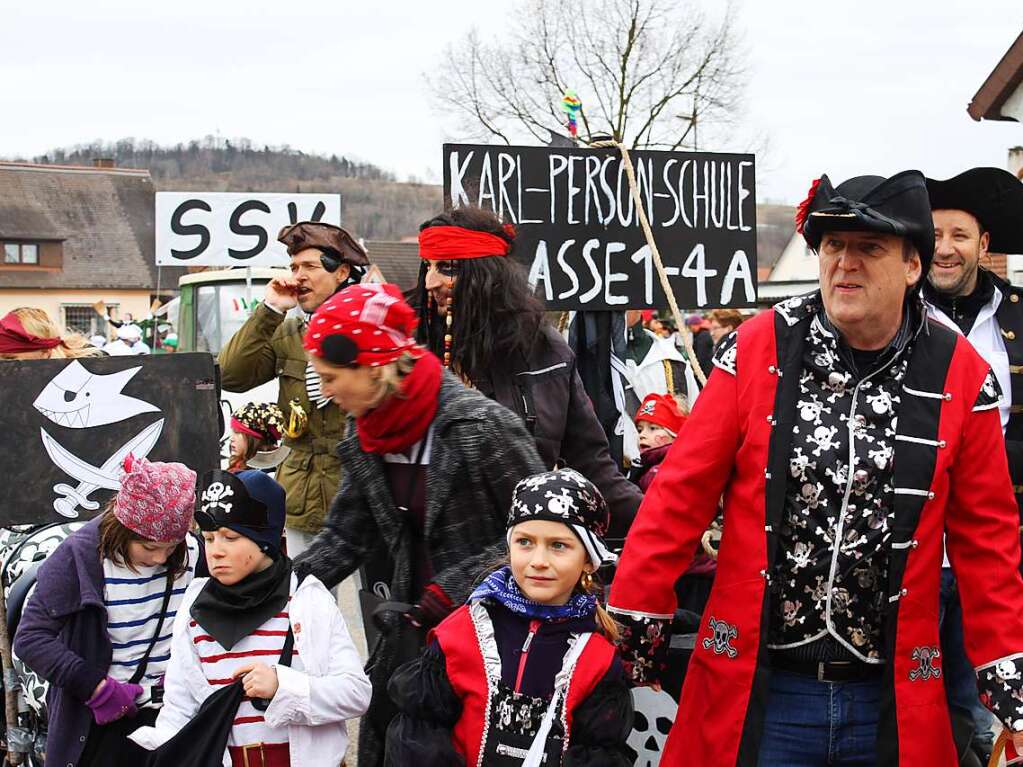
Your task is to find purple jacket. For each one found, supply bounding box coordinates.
[14,517,111,767]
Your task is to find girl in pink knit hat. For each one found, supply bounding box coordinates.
[14,454,199,767]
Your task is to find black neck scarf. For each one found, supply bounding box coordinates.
[923,268,995,336]
[190,556,293,651]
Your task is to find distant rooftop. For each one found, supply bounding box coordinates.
[0,161,186,291]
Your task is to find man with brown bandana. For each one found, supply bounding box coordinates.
[219,221,369,556]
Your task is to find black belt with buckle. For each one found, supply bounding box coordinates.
[770,653,884,683]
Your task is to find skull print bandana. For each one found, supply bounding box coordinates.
[507,468,617,567]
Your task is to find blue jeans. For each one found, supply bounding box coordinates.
[757,670,880,766]
[939,567,997,752]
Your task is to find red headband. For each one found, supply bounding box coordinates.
[230,417,266,441]
[418,225,514,261]
[0,313,63,355]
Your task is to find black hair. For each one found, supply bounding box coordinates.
[417,206,546,383]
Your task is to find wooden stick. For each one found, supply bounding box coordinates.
[587,139,708,385]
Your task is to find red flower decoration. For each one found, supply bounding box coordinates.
[795,178,821,235]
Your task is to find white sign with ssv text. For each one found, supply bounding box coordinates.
[155,192,342,266]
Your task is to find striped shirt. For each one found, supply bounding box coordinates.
[305,359,331,409]
[103,536,199,706]
[188,590,300,747]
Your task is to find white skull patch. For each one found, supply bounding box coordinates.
[627,686,678,767]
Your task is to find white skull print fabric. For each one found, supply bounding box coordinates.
[978,656,1023,731]
[768,310,913,662]
[508,468,610,537]
[712,331,738,376]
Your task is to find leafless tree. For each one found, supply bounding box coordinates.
[428,0,745,150]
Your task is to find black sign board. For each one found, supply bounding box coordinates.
[0,353,221,527]
[443,143,758,310]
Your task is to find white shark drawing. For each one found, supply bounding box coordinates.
[33,360,160,429]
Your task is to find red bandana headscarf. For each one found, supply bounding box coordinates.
[418,224,514,261]
[0,312,63,355]
[304,283,420,367]
[304,284,442,454]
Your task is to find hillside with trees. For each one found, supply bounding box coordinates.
[21,137,442,240]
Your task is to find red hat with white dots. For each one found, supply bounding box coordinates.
[303,283,421,367]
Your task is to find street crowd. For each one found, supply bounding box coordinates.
[2,165,1023,767]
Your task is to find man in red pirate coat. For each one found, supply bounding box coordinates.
[921,167,1023,759]
[607,170,1023,766]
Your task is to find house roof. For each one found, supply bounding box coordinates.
[968,31,1023,122]
[363,239,422,292]
[0,162,186,291]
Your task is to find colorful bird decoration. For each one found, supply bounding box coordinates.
[561,90,582,137]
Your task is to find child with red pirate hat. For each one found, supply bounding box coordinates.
[630,392,688,492]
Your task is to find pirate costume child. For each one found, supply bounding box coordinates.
[629,392,687,492]
[129,469,371,766]
[384,468,633,767]
[14,456,199,767]
[228,402,289,472]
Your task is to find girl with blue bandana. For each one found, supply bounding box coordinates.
[384,468,633,767]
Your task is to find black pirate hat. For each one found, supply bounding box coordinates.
[926,167,1023,254]
[799,170,935,271]
[196,469,286,555]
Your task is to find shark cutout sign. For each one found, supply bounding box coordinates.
[33,361,160,429]
[0,353,220,526]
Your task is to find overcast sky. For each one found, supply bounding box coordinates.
[2,0,1021,204]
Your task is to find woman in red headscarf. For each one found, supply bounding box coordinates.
[0,307,100,360]
[292,282,545,767]
[416,206,643,539]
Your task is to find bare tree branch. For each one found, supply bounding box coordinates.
[426,0,745,151]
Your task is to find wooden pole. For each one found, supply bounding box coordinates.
[588,139,708,385]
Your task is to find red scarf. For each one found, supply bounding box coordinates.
[357,351,443,454]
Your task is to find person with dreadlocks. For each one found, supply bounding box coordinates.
[219,222,368,559]
[416,206,642,536]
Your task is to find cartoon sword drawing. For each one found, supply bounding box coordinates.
[40,419,165,518]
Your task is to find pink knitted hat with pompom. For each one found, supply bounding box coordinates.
[114,454,197,543]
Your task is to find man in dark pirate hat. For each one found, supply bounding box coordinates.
[921,166,1023,759]
[607,170,1023,765]
[219,222,370,559]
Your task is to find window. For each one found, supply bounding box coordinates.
[62,304,117,338]
[194,282,267,354]
[3,242,40,264]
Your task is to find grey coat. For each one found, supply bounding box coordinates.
[294,370,544,766]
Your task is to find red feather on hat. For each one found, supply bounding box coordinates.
[795,178,821,235]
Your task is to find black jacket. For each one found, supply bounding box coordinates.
[990,272,1023,516]
[476,325,642,537]
[926,270,1023,518]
